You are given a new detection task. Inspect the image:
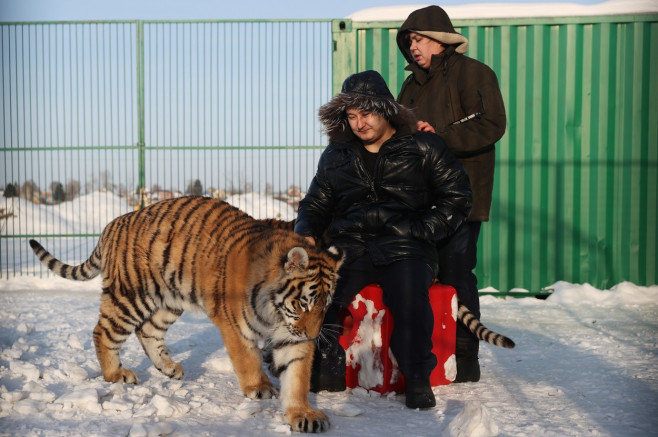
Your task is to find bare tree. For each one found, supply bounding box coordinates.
[86,175,98,194]
[51,181,66,203]
[66,180,80,200]
[100,171,113,191]
[186,179,203,196]
[3,182,18,197]
[21,180,41,203]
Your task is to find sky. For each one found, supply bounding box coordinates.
[0,0,606,21]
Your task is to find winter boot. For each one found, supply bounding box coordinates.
[404,378,436,409]
[454,337,480,383]
[310,339,346,393]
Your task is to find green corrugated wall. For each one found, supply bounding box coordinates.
[331,14,658,293]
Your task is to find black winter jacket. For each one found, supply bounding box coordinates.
[294,126,472,272]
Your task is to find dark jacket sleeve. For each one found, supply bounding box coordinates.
[387,133,472,242]
[397,56,506,158]
[436,61,506,157]
[294,151,334,240]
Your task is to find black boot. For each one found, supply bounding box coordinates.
[405,378,436,409]
[454,337,480,383]
[310,339,346,393]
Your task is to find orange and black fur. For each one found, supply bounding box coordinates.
[29,196,343,433]
[260,219,514,350]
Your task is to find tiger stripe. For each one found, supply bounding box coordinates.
[29,196,343,433]
[457,303,515,348]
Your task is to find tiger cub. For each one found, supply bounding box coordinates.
[29,196,343,433]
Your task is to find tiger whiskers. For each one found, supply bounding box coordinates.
[316,324,342,348]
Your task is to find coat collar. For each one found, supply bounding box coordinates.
[329,124,415,153]
[405,46,460,83]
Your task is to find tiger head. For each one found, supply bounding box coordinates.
[275,245,343,341]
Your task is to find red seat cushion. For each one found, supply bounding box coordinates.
[338,284,457,394]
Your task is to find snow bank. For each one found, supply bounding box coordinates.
[3,191,134,236]
[3,190,296,274]
[443,400,499,437]
[224,192,296,220]
[4,190,293,237]
[547,280,658,307]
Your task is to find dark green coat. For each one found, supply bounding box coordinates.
[397,50,506,222]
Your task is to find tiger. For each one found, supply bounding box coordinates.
[259,219,515,350]
[29,196,344,433]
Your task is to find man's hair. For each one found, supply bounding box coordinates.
[319,71,416,140]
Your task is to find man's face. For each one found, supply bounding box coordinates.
[346,108,392,146]
[408,32,445,69]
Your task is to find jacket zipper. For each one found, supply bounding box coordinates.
[354,151,378,202]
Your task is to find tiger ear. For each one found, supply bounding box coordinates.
[284,247,309,274]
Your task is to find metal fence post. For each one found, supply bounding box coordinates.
[137,20,146,209]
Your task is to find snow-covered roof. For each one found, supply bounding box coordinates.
[346,0,658,21]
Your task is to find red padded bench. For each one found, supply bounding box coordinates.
[338,283,457,394]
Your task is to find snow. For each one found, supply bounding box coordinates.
[1,191,296,273]
[444,401,498,437]
[347,0,658,21]
[1,192,658,435]
[224,192,296,220]
[1,280,656,436]
[2,191,295,237]
[3,191,134,236]
[345,295,388,389]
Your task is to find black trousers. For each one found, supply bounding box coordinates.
[323,256,437,380]
[436,221,482,339]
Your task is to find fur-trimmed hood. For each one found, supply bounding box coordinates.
[319,70,416,141]
[397,5,469,64]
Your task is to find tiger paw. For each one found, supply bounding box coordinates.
[105,368,140,384]
[244,382,278,400]
[286,408,330,433]
[163,363,184,380]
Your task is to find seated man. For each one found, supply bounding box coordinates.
[294,70,472,409]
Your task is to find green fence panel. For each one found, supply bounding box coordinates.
[331,14,658,293]
[1,21,140,276]
[1,20,333,277]
[140,20,332,209]
[3,15,656,294]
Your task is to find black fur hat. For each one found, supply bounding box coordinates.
[319,70,416,140]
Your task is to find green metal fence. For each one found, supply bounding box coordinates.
[1,20,333,277]
[2,15,657,294]
[331,13,658,293]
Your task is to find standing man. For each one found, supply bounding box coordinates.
[397,5,507,383]
[295,70,472,408]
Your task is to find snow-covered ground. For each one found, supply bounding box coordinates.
[1,192,657,436]
[1,279,656,436]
